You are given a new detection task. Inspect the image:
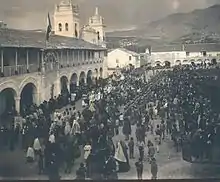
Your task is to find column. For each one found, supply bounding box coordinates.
[1,49,3,73]
[67,50,69,66]
[88,51,91,63]
[15,96,21,115]
[26,49,29,70]
[72,50,74,66]
[41,50,45,73]
[77,50,80,64]
[82,50,84,63]
[86,50,88,62]
[55,51,60,70]
[60,51,63,67]
[15,49,18,71]
[37,51,40,70]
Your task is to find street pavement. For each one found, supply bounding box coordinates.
[1,100,220,180]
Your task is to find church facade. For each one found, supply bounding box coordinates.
[53,0,106,47]
[0,0,107,118]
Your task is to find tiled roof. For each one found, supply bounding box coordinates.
[108,48,139,56]
[151,43,220,53]
[184,43,220,52]
[151,45,183,52]
[0,28,106,50]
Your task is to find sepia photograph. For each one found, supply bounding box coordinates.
[0,0,220,180]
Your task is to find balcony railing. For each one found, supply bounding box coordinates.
[59,58,104,69]
[0,64,39,77]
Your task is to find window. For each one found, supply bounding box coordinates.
[75,23,78,37]
[65,23,68,31]
[203,51,207,56]
[98,51,101,58]
[116,59,119,63]
[186,52,190,56]
[58,23,62,31]
[129,56,132,60]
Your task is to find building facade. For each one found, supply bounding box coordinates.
[150,44,220,67]
[107,48,146,75]
[0,25,107,118]
[54,1,106,48]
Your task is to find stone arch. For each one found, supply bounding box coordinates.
[70,73,78,93]
[0,87,17,123]
[99,67,103,78]
[211,58,217,65]
[164,61,171,68]
[183,60,188,62]
[176,60,181,65]
[190,59,195,66]
[197,59,202,63]
[0,81,18,96]
[79,71,86,86]
[19,76,39,96]
[87,70,93,86]
[155,61,161,67]
[60,76,69,95]
[20,82,38,114]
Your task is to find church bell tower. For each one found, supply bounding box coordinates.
[54,0,80,38]
[89,7,106,47]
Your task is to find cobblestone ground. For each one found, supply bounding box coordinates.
[1,102,220,180]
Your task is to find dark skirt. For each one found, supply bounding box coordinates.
[116,160,130,173]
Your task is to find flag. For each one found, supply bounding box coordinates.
[46,13,52,41]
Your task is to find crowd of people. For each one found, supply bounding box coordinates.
[1,63,220,180]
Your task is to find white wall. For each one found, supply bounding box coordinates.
[54,5,80,38]
[151,51,186,66]
[107,49,139,69]
[82,30,97,44]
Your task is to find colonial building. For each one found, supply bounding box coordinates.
[150,43,220,67]
[0,24,107,119]
[107,48,148,75]
[54,0,106,47]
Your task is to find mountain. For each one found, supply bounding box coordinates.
[107,4,220,44]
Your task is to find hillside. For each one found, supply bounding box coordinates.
[107,4,220,44]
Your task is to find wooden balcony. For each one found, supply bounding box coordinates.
[0,64,39,77]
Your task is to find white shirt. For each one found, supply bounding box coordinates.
[33,138,41,151]
[119,115,124,121]
[84,145,92,160]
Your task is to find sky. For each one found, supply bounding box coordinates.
[0,0,220,31]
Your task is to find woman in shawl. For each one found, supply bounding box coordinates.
[114,140,130,172]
